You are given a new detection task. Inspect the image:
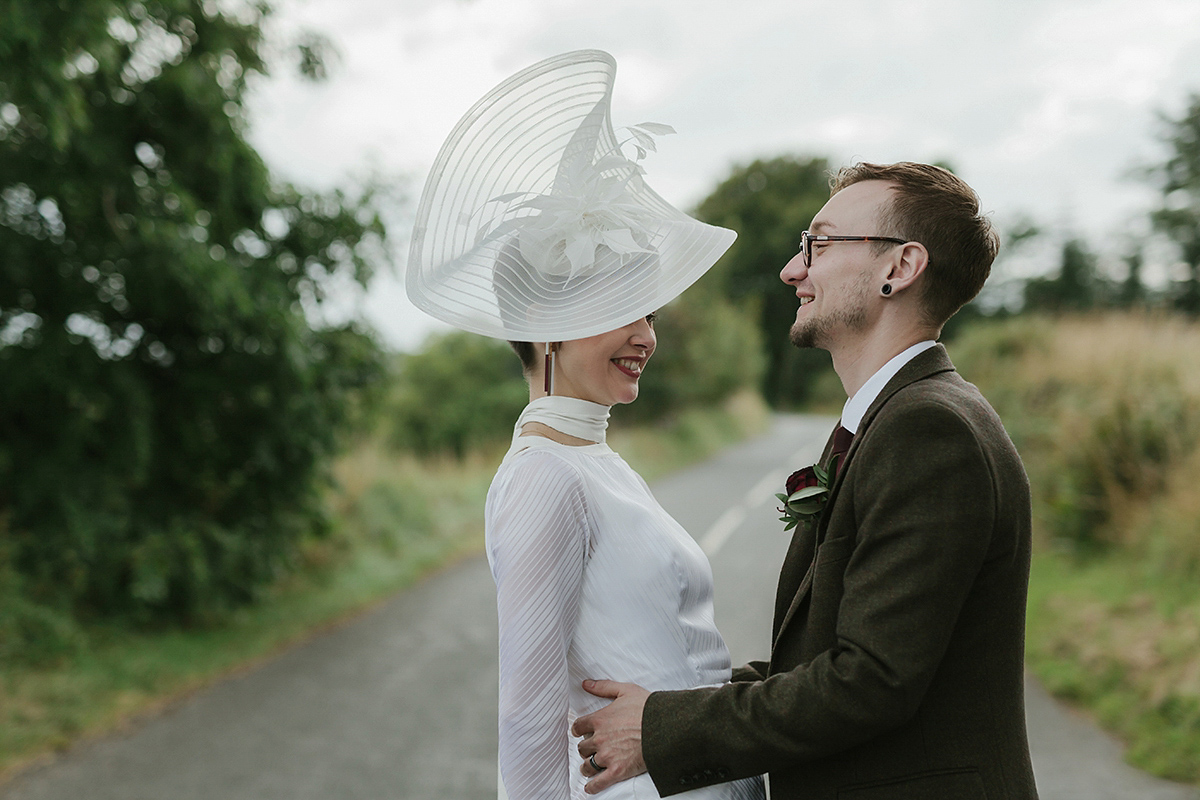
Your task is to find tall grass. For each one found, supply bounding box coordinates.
[950,313,1200,784]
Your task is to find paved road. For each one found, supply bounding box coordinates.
[3,416,1196,799]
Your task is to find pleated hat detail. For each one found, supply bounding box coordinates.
[406,49,736,342]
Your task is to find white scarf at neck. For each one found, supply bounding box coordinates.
[513,395,610,444]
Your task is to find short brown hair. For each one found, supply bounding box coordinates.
[830,162,999,327]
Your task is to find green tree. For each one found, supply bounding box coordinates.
[693,156,834,407]
[624,288,765,422]
[1150,93,1200,316]
[1119,245,1147,307]
[0,0,388,628]
[1023,237,1105,312]
[388,332,528,458]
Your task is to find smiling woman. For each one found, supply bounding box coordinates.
[511,315,658,409]
[402,49,763,799]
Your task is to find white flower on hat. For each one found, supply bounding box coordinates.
[480,124,675,282]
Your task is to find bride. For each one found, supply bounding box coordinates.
[406,50,764,800]
[486,322,763,800]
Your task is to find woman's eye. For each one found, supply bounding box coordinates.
[645,312,657,326]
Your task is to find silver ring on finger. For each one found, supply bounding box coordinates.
[589,754,603,772]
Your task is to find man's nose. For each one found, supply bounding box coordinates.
[780,251,807,284]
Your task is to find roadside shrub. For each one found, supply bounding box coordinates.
[351,480,435,553]
[623,291,766,422]
[1127,446,1200,581]
[388,333,529,458]
[1049,384,1199,550]
[0,544,85,664]
[950,313,1200,554]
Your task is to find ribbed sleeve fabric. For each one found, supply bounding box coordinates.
[488,449,590,799]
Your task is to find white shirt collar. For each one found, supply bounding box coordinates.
[840,340,937,434]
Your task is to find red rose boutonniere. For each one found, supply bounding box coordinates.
[776,462,833,531]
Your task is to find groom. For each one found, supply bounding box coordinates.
[573,162,1038,799]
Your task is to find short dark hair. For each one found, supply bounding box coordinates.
[830,162,1000,327]
[508,340,536,374]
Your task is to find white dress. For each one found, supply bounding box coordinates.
[485,396,765,800]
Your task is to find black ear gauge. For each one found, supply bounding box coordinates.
[881,284,893,296]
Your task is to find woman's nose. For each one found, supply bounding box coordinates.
[629,318,656,349]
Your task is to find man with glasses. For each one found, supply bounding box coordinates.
[574,162,1038,800]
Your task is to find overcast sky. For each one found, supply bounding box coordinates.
[247,0,1200,350]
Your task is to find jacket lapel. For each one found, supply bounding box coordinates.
[772,425,839,636]
[771,345,957,651]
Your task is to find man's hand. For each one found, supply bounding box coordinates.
[571,680,650,795]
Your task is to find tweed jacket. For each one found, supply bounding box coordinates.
[642,345,1038,800]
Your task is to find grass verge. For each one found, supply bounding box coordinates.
[1025,550,1200,783]
[0,393,768,784]
[949,313,1200,785]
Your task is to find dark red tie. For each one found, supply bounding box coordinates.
[828,425,854,476]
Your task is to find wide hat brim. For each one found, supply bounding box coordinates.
[405,49,736,342]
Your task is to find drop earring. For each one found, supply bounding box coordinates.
[543,342,557,395]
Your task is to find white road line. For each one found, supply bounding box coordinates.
[746,468,788,508]
[702,461,804,557]
[700,504,747,556]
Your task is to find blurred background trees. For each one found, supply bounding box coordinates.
[1021,238,1106,312]
[1150,93,1200,316]
[692,156,833,408]
[0,0,387,634]
[386,333,527,458]
[6,0,1200,652]
[621,281,766,423]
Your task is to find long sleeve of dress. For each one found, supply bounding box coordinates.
[486,449,590,800]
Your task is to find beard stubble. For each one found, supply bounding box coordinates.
[788,270,875,350]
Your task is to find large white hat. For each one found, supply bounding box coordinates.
[405,49,736,342]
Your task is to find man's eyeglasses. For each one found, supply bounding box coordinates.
[799,231,909,267]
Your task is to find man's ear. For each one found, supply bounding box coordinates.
[884,242,929,294]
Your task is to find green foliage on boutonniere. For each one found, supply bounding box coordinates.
[776,461,834,531]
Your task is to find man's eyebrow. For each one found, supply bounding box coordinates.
[810,221,836,233]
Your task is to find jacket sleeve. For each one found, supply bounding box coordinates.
[486,450,590,800]
[642,400,997,794]
[730,661,769,683]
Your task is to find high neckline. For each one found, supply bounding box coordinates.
[513,395,611,445]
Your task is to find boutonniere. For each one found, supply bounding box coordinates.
[776,462,835,531]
